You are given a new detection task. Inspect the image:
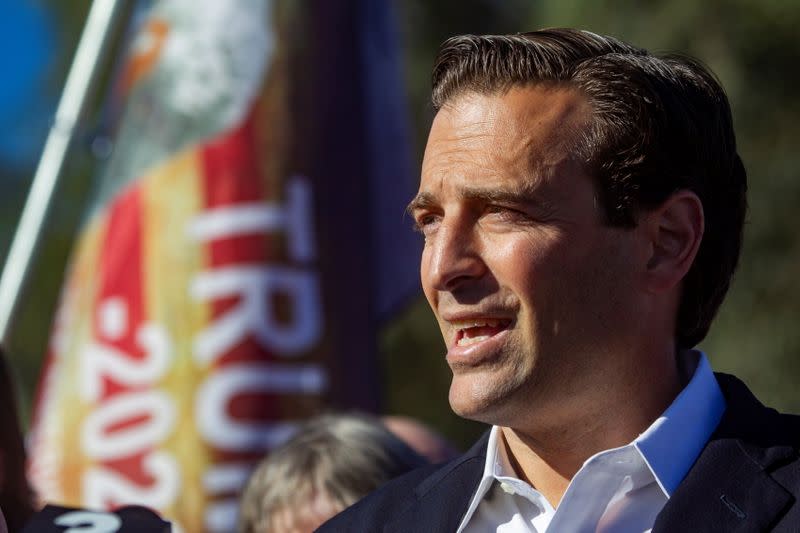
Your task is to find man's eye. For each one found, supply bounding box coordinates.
[483,205,538,227]
[413,214,440,235]
[485,205,518,217]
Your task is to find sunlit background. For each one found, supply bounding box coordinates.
[2,0,799,467]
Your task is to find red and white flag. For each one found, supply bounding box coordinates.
[28,1,419,531]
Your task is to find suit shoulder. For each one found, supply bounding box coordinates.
[318,430,491,531]
[316,463,443,532]
[716,372,800,442]
[775,410,800,437]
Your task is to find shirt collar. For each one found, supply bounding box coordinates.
[633,349,726,496]
[459,350,725,526]
[456,426,506,531]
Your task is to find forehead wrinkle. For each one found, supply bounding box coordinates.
[426,124,497,162]
[417,87,592,216]
[423,128,537,188]
[420,136,494,187]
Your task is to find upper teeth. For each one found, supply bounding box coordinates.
[451,319,502,329]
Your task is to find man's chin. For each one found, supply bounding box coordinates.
[448,380,507,425]
[449,370,535,427]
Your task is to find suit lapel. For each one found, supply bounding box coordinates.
[385,433,489,533]
[654,373,796,531]
[653,437,793,531]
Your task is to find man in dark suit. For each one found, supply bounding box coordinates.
[320,28,800,532]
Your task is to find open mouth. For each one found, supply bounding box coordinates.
[452,319,512,347]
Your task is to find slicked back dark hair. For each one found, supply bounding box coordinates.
[431,29,747,348]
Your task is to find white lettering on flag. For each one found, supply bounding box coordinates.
[81,325,171,402]
[202,464,259,533]
[78,295,180,512]
[81,297,172,401]
[187,177,316,262]
[187,176,327,529]
[82,390,176,460]
[196,362,325,451]
[190,266,322,362]
[83,451,180,510]
[202,463,253,493]
[204,499,239,533]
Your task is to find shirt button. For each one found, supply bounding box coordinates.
[500,482,516,495]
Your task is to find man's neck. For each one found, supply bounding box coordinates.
[499,354,684,508]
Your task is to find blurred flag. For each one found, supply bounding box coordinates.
[27,1,419,531]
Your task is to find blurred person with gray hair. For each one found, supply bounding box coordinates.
[238,413,429,533]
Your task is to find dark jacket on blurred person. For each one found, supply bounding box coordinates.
[0,351,36,532]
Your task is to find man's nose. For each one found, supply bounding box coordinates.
[425,222,485,292]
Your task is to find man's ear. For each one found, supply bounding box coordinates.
[642,190,704,293]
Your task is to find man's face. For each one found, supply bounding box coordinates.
[412,86,643,427]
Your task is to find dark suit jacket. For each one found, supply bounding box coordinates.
[318,373,800,532]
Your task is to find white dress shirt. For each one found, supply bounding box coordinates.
[458,350,726,533]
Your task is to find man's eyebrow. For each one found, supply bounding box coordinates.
[459,186,536,204]
[459,178,553,208]
[406,183,551,216]
[406,192,438,216]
